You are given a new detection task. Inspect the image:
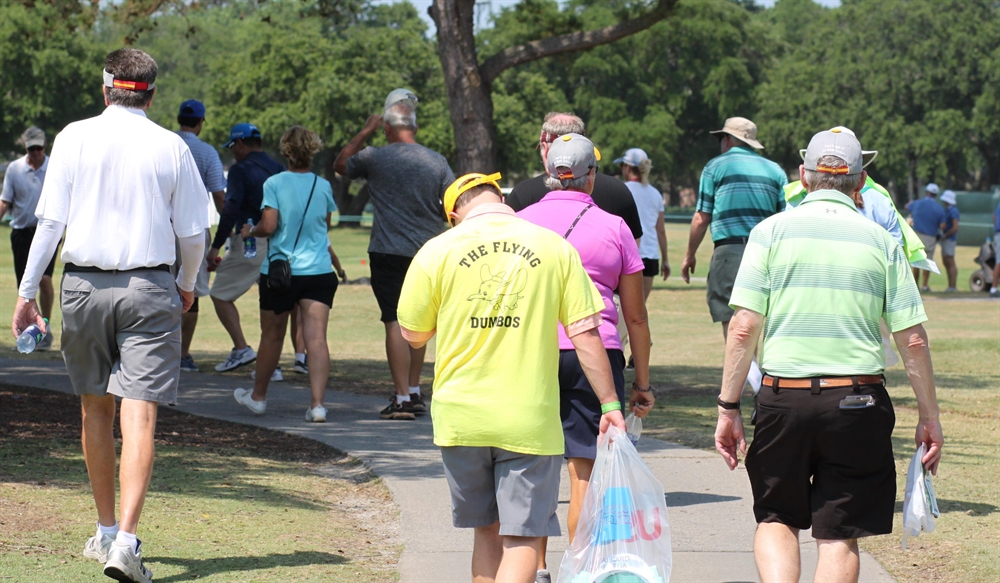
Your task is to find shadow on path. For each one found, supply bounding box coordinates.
[152,550,347,582]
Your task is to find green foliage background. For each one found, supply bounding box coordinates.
[2,0,998,201]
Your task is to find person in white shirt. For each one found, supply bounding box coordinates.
[615,148,669,301]
[1,126,59,349]
[11,48,208,583]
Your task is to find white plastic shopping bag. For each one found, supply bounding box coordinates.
[557,425,672,583]
[901,444,940,549]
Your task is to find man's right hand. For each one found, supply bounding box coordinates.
[680,254,696,284]
[206,247,221,272]
[599,409,627,435]
[363,114,384,133]
[916,417,944,475]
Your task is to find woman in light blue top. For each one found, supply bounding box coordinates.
[234,126,345,422]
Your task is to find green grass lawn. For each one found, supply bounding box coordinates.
[2,223,997,582]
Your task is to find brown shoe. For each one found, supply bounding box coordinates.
[379,398,416,420]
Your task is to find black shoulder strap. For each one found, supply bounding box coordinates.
[563,204,594,239]
[290,175,319,255]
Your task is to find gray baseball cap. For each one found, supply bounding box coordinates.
[799,126,877,169]
[613,148,649,167]
[20,126,45,149]
[384,88,418,113]
[546,133,601,180]
[801,128,864,175]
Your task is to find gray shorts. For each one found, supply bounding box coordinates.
[916,232,938,259]
[173,229,212,297]
[706,243,746,323]
[440,447,562,537]
[210,235,267,302]
[61,269,182,404]
[940,238,956,257]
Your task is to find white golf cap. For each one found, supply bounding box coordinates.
[613,148,649,167]
[384,88,418,113]
[925,183,940,195]
[940,190,957,205]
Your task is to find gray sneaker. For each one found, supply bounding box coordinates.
[83,532,115,563]
[35,331,54,351]
[215,346,256,372]
[103,540,153,583]
[536,569,552,583]
[179,354,199,372]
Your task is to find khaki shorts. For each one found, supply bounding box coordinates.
[173,229,212,297]
[440,446,562,537]
[940,238,957,257]
[916,232,938,259]
[210,235,267,302]
[707,243,746,323]
[61,269,182,404]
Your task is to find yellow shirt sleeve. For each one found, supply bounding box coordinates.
[558,243,604,327]
[397,251,439,333]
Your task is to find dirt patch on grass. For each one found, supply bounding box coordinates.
[0,488,63,536]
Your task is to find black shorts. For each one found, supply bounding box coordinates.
[641,258,659,277]
[258,272,338,315]
[369,252,413,323]
[746,381,897,540]
[188,296,199,314]
[11,227,58,286]
[558,349,626,460]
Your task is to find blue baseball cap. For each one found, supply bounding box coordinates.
[222,123,262,148]
[178,99,206,118]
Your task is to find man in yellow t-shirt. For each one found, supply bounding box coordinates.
[398,171,627,583]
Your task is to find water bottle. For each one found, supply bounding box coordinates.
[16,319,47,354]
[243,219,257,258]
[625,413,642,446]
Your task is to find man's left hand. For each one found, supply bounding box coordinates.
[11,296,46,338]
[715,409,747,470]
[599,409,627,434]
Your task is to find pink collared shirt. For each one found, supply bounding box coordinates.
[517,190,643,349]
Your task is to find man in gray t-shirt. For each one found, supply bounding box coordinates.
[335,99,454,420]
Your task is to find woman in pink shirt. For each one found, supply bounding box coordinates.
[517,134,655,580]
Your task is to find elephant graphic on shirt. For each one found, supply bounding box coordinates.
[467,264,527,312]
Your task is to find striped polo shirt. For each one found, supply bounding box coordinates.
[177,130,226,193]
[697,146,787,241]
[729,189,926,378]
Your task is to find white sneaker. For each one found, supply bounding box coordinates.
[250,366,283,382]
[83,532,115,563]
[305,405,328,423]
[234,388,266,415]
[215,346,257,372]
[103,539,153,583]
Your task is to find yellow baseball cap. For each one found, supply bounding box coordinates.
[443,172,502,219]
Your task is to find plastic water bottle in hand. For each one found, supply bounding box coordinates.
[625,413,642,446]
[16,319,47,354]
[244,219,257,258]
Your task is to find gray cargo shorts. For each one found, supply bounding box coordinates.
[440,446,562,537]
[706,243,746,323]
[61,269,182,404]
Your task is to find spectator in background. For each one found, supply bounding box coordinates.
[208,123,284,373]
[940,189,960,292]
[681,117,786,392]
[992,201,1000,298]
[906,183,946,292]
[174,100,227,372]
[506,112,643,243]
[334,94,454,420]
[518,135,655,583]
[615,147,669,299]
[234,126,345,423]
[1,126,59,350]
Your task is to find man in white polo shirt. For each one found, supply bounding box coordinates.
[12,48,208,583]
[1,126,59,350]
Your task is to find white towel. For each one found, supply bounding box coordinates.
[902,444,940,549]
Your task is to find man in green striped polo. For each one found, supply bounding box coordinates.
[681,117,786,389]
[713,129,944,583]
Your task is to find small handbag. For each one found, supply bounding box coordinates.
[267,175,318,292]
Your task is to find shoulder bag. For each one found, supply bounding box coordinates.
[267,175,318,292]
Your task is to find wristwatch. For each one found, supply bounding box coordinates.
[716,396,741,410]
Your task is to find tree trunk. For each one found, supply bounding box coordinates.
[429,0,497,175]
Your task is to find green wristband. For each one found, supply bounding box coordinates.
[600,401,622,415]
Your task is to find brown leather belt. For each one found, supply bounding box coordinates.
[762,375,884,390]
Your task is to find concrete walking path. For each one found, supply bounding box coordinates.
[1,357,894,582]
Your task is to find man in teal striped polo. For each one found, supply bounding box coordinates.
[714,129,944,583]
[681,117,786,389]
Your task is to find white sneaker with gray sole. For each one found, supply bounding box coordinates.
[83,532,115,563]
[215,346,257,372]
[305,405,328,423]
[234,388,267,415]
[103,540,153,583]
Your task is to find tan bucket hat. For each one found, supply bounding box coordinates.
[710,117,764,150]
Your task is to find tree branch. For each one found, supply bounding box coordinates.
[479,0,679,86]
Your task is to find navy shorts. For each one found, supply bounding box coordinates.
[558,348,626,460]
